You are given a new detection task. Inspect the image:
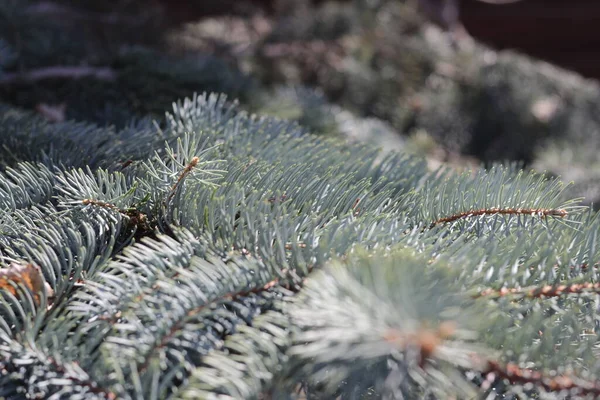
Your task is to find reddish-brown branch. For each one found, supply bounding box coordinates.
[83,199,148,223]
[82,199,120,211]
[475,281,600,299]
[430,207,567,228]
[82,199,151,236]
[479,359,600,396]
[0,66,116,85]
[166,157,200,205]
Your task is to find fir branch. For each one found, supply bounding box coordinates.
[429,207,568,228]
[136,274,295,375]
[165,156,199,206]
[477,359,600,397]
[0,343,117,400]
[0,66,116,85]
[474,282,600,300]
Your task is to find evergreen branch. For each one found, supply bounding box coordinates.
[1,87,598,398]
[0,162,54,211]
[136,277,284,375]
[0,341,117,400]
[177,308,293,399]
[430,207,568,228]
[474,281,600,300]
[165,156,199,206]
[478,359,600,397]
[134,244,311,378]
[0,66,116,85]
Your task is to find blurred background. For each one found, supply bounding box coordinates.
[1,0,600,204]
[462,0,600,79]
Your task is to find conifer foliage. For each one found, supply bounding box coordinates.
[0,91,598,399]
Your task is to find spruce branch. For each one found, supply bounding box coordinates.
[430,207,568,228]
[136,276,285,375]
[165,156,200,206]
[133,246,310,378]
[0,340,117,400]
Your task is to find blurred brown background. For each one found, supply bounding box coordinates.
[163,0,600,80]
[462,0,600,79]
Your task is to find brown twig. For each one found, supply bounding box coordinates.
[478,359,600,396]
[82,199,151,234]
[430,207,567,228]
[0,66,116,85]
[82,199,120,211]
[166,157,199,206]
[475,282,600,300]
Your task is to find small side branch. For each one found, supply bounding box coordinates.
[430,207,567,228]
[475,282,600,300]
[82,199,150,232]
[26,1,149,25]
[0,66,116,85]
[166,157,199,206]
[82,199,120,211]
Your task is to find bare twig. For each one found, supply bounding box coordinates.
[478,358,600,396]
[475,281,600,300]
[430,207,567,228]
